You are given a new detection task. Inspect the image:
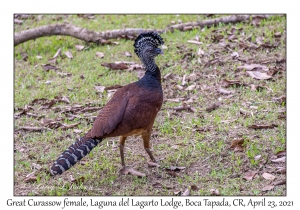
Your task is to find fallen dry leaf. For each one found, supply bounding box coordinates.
[275,167,286,174]
[186,73,199,82]
[237,64,269,71]
[231,51,239,58]
[272,179,286,186]
[247,71,272,80]
[101,62,128,70]
[206,102,221,112]
[163,73,172,80]
[58,96,70,104]
[96,52,105,58]
[175,85,184,90]
[45,80,54,84]
[174,190,181,196]
[53,48,62,59]
[14,19,24,25]
[248,124,277,129]
[262,185,274,192]
[95,86,106,93]
[190,185,198,191]
[24,176,37,183]
[256,37,264,45]
[249,84,267,92]
[185,85,196,91]
[210,188,220,196]
[119,167,146,177]
[75,45,85,51]
[243,171,258,181]
[262,173,276,181]
[204,58,219,68]
[275,150,286,157]
[152,182,163,188]
[42,64,59,71]
[261,42,279,49]
[181,74,187,86]
[74,129,82,134]
[166,171,180,177]
[169,166,186,171]
[20,52,28,61]
[273,96,286,104]
[181,189,190,196]
[274,32,282,38]
[40,96,70,109]
[252,16,265,26]
[254,155,262,160]
[125,51,132,57]
[172,103,195,113]
[57,72,72,77]
[239,108,251,116]
[18,146,27,153]
[221,79,242,88]
[64,51,73,59]
[48,57,57,64]
[271,156,286,163]
[70,176,85,185]
[148,162,160,167]
[197,48,205,56]
[218,88,234,95]
[32,163,42,170]
[230,139,245,152]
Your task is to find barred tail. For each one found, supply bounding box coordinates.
[50,136,102,176]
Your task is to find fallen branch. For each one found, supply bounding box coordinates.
[14,15,276,46]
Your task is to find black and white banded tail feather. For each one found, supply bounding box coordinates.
[50,136,102,176]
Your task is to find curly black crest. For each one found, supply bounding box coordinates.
[134,32,164,56]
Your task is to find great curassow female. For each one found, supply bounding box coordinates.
[50,32,164,175]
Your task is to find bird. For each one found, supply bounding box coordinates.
[50,32,164,176]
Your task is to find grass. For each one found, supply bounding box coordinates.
[14,14,286,196]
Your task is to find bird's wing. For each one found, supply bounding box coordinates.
[90,86,131,138]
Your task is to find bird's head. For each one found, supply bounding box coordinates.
[134,32,164,59]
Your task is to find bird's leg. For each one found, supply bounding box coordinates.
[142,132,156,163]
[119,136,127,168]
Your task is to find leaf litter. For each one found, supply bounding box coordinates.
[230,139,245,152]
[243,171,258,181]
[119,167,146,177]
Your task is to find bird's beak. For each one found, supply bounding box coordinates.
[155,48,164,55]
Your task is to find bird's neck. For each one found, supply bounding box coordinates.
[141,57,161,81]
[136,58,162,89]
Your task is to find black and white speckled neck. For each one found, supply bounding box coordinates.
[141,56,159,75]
